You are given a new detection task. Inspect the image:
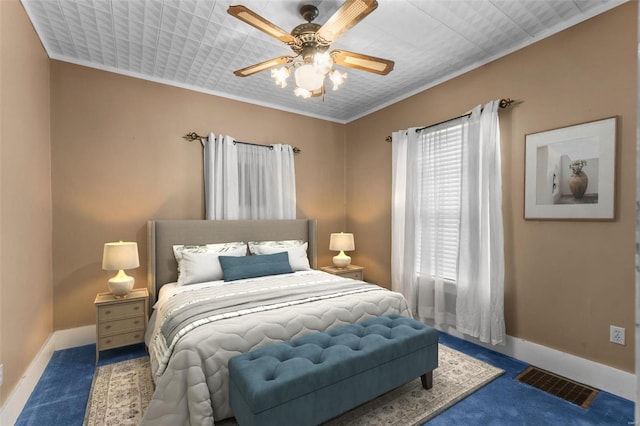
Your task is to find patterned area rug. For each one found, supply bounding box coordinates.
[83,357,153,426]
[84,345,503,426]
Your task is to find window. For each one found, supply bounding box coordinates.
[415,121,463,282]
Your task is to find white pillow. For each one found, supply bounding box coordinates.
[173,242,247,264]
[177,246,247,286]
[247,239,305,255]
[251,242,311,271]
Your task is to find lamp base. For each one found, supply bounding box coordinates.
[332,251,351,269]
[108,270,134,298]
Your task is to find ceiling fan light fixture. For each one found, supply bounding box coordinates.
[294,63,325,91]
[329,69,347,90]
[271,66,290,88]
[294,87,313,98]
[313,51,333,74]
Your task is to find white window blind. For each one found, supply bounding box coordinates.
[415,121,463,282]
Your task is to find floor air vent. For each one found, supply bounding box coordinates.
[515,366,598,409]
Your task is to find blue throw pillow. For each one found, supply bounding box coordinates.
[219,252,293,281]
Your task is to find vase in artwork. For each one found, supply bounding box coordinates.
[568,160,588,200]
[569,171,588,199]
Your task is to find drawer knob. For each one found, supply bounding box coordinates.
[105,310,111,315]
[105,339,111,344]
[105,325,111,330]
[134,334,140,339]
[134,320,139,325]
[134,306,139,311]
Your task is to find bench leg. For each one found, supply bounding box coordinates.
[420,371,433,390]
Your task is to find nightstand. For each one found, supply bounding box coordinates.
[94,287,148,362]
[320,264,364,281]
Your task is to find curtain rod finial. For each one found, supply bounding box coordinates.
[183,132,203,141]
[499,98,514,109]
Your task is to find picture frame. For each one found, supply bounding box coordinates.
[524,117,617,220]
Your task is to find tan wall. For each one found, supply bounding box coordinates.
[0,0,53,403]
[50,62,346,330]
[346,3,637,372]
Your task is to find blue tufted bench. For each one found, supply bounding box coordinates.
[228,314,438,426]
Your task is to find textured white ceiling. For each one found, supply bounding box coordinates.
[21,0,624,123]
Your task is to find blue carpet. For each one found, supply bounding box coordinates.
[15,343,147,426]
[427,334,634,425]
[15,336,633,426]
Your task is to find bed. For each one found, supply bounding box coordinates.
[141,219,411,426]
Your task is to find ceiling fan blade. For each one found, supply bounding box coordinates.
[331,50,394,75]
[316,0,378,43]
[233,56,294,77]
[228,5,295,44]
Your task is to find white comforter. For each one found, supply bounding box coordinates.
[141,270,411,426]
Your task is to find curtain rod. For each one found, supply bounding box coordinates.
[183,132,301,154]
[384,98,514,143]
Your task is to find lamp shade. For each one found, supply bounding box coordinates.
[329,233,355,252]
[102,242,139,271]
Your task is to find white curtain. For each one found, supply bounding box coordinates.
[204,134,239,220]
[203,134,296,220]
[391,127,419,314]
[391,100,505,345]
[456,101,505,345]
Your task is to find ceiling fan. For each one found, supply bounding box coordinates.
[227,0,394,98]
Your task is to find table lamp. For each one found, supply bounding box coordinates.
[102,241,139,298]
[329,232,355,268]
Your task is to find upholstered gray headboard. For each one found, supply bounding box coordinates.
[147,219,317,307]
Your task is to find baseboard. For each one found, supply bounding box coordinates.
[442,326,635,401]
[0,325,96,425]
[53,325,96,350]
[0,334,55,426]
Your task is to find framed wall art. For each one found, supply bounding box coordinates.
[524,116,617,220]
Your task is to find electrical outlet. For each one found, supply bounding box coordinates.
[610,325,625,345]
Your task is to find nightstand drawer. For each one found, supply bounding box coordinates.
[98,316,145,335]
[97,300,145,321]
[340,270,363,280]
[99,330,145,350]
